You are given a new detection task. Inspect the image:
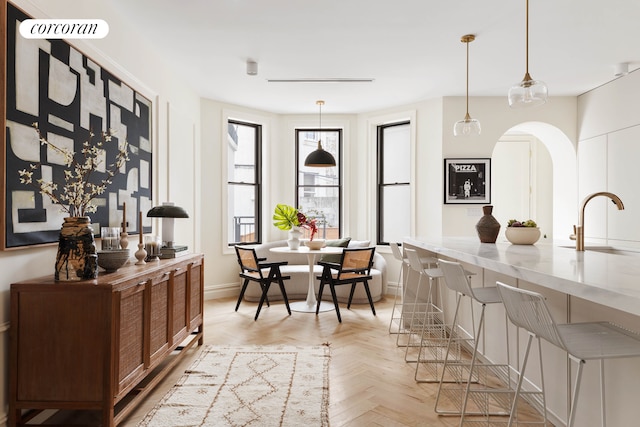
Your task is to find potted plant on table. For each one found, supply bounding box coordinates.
[273,204,303,249]
[297,211,324,250]
[273,204,323,249]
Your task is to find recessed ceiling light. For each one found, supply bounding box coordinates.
[246,60,258,76]
[614,62,629,77]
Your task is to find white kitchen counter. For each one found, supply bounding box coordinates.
[405,236,640,317]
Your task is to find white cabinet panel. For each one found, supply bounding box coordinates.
[608,125,640,242]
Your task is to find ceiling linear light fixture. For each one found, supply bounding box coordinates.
[508,0,548,108]
[304,100,336,167]
[267,78,374,83]
[454,34,481,137]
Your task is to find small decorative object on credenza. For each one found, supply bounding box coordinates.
[147,202,190,258]
[101,226,120,250]
[158,245,189,259]
[56,216,99,281]
[135,211,147,265]
[120,201,129,249]
[97,249,130,273]
[145,235,162,261]
[475,205,501,243]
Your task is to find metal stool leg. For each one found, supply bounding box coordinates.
[389,259,407,334]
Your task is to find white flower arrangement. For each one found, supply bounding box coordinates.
[18,122,130,218]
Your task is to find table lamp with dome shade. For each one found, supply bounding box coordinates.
[147,202,189,258]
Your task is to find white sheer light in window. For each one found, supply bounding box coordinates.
[227,121,260,244]
[379,122,410,244]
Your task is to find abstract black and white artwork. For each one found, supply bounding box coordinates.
[2,2,153,249]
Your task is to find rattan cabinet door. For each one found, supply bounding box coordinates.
[116,279,146,397]
[148,269,171,367]
[188,258,204,331]
[170,264,189,345]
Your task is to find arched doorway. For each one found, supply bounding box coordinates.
[492,122,577,242]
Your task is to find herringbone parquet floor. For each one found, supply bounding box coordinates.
[119,296,492,427]
[45,294,548,426]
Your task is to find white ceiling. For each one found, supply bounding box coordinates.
[109,0,639,114]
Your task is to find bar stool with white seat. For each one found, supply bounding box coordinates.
[403,248,446,369]
[389,243,438,334]
[434,259,514,424]
[496,281,640,427]
[392,245,439,346]
[388,242,408,334]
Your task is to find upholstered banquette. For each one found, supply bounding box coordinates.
[240,239,386,304]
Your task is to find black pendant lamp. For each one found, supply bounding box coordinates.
[304,100,336,167]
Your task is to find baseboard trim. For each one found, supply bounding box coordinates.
[204,282,239,301]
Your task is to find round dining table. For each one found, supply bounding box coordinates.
[270,246,343,313]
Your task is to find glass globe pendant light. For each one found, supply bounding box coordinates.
[508,0,548,108]
[454,34,481,137]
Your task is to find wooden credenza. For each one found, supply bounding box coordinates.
[8,253,204,427]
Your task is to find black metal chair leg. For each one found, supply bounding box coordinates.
[258,283,271,307]
[235,279,250,311]
[329,284,342,322]
[316,266,333,315]
[364,280,376,315]
[279,279,291,315]
[255,282,271,320]
[347,283,357,309]
[316,281,326,314]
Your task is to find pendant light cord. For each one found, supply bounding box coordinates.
[465,38,470,118]
[460,34,475,120]
[316,100,324,148]
[525,0,529,75]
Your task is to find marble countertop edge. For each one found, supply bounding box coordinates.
[404,236,640,317]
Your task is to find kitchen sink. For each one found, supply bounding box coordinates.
[558,245,640,256]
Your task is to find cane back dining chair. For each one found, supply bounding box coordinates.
[316,247,377,323]
[496,281,640,427]
[234,245,291,321]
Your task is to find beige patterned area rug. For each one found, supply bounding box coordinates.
[138,344,330,427]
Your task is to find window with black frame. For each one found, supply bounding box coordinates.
[227,120,262,245]
[295,128,341,240]
[377,121,411,245]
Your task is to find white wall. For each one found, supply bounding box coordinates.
[200,94,581,297]
[199,99,281,298]
[441,96,577,239]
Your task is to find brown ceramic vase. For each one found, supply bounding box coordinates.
[475,205,501,243]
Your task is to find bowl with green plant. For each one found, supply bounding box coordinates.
[505,219,541,245]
